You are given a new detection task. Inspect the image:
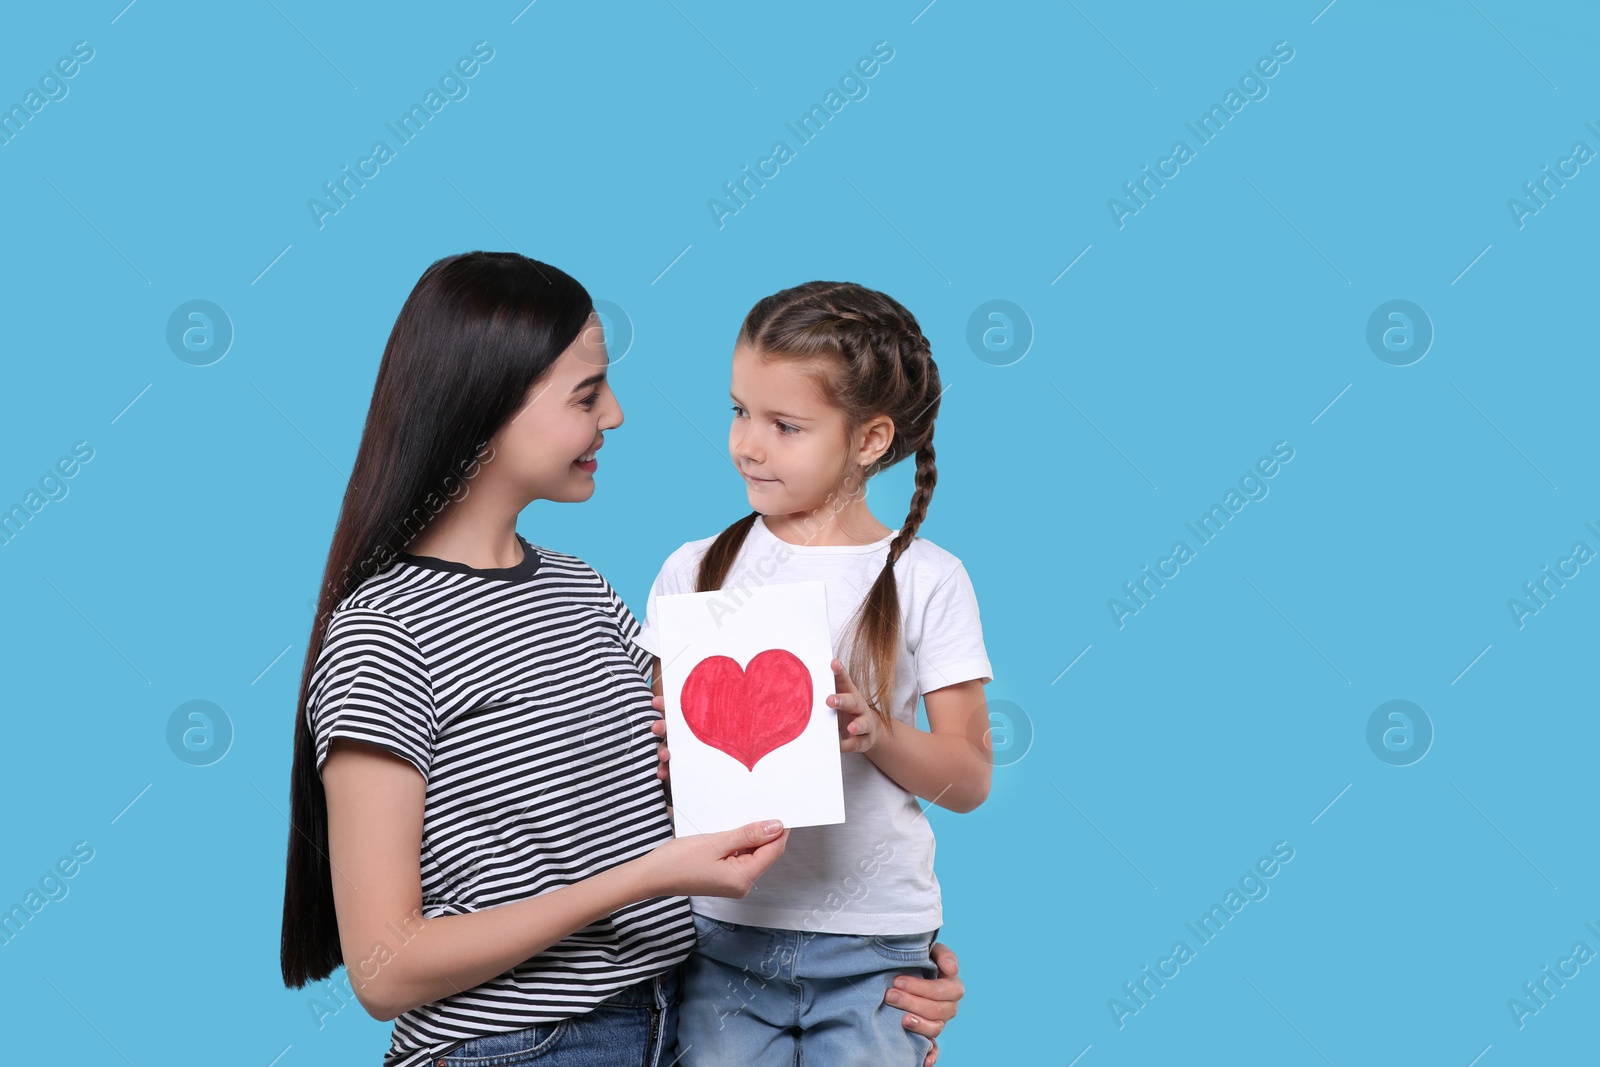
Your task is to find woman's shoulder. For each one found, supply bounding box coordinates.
[313,599,428,683]
[329,560,421,618]
[521,540,600,576]
[515,542,639,606]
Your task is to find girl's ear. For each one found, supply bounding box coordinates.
[855,415,896,469]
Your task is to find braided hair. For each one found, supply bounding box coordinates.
[695,281,942,728]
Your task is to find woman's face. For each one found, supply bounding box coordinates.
[490,313,622,504]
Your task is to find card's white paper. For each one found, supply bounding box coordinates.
[657,579,846,836]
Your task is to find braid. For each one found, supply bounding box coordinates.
[695,510,760,593]
[887,441,937,566]
[882,327,940,566]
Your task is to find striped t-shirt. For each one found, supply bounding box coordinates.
[306,533,694,1067]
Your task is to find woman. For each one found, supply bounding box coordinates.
[279,251,967,1067]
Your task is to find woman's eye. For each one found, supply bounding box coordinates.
[580,391,600,408]
[731,405,745,418]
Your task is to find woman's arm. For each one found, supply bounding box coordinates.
[831,661,992,813]
[321,738,787,1021]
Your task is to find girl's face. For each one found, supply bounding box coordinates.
[728,342,890,515]
[490,314,621,504]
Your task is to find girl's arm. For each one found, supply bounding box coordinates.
[321,738,787,1021]
[831,660,992,814]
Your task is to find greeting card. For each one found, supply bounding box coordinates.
[655,580,846,835]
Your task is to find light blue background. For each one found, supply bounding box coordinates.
[2,1,1595,1064]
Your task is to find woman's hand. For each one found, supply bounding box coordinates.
[637,820,789,899]
[830,657,883,754]
[891,941,964,1067]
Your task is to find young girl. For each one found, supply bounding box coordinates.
[278,253,965,1067]
[634,281,993,1066]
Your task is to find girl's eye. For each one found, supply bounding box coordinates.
[580,391,600,408]
[731,405,797,435]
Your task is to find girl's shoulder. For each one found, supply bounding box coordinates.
[666,531,722,563]
[895,532,969,580]
[650,532,721,590]
[652,523,971,582]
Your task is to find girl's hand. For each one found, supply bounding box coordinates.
[890,941,964,1066]
[649,695,670,781]
[829,657,882,754]
[640,820,789,898]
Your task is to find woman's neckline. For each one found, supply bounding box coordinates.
[754,514,902,554]
[399,532,542,581]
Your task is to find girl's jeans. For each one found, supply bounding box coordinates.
[675,913,940,1067]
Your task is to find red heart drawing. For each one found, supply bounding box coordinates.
[680,649,813,771]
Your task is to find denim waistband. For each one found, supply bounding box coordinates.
[599,964,681,1010]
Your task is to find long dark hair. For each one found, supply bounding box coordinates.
[695,281,942,728]
[280,251,594,988]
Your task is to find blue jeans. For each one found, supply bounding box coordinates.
[437,967,680,1066]
[676,914,940,1067]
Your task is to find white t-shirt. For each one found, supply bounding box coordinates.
[633,514,992,935]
